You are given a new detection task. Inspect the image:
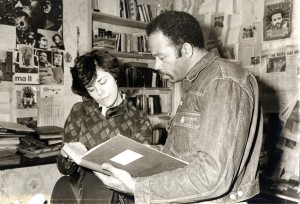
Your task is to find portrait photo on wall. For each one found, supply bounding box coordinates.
[19,45,34,68]
[209,12,225,40]
[264,0,292,41]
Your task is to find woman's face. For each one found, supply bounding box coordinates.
[85,68,120,108]
[54,35,61,44]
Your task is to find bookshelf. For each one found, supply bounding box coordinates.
[89,5,179,134]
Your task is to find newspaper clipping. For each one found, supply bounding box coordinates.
[260,46,299,113]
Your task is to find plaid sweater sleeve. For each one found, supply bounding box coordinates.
[56,103,83,175]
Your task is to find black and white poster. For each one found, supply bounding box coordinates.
[264,0,292,41]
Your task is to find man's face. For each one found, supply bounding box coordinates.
[39,52,48,63]
[271,13,283,29]
[148,31,187,83]
[54,53,62,66]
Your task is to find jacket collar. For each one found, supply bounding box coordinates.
[185,48,220,83]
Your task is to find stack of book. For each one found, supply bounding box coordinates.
[18,135,61,158]
[0,121,35,165]
[34,125,63,146]
[17,126,63,158]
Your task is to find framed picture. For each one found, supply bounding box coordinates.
[263,0,292,41]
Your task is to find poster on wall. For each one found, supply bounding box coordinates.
[263,0,292,41]
[0,0,63,46]
[13,49,39,85]
[14,85,39,119]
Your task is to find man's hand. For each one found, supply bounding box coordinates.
[94,163,136,195]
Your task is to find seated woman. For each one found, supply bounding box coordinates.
[51,50,152,204]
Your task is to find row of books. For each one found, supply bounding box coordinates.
[120,0,156,23]
[93,29,149,53]
[119,62,169,88]
[129,94,162,115]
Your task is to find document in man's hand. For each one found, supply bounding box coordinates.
[62,134,188,177]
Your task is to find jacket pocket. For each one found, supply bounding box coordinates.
[173,112,201,129]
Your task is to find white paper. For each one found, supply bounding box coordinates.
[0,25,16,51]
[110,149,143,165]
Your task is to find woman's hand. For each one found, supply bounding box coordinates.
[60,142,88,161]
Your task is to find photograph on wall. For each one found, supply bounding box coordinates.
[263,0,292,41]
[52,51,64,84]
[209,12,225,40]
[0,0,63,46]
[251,56,261,65]
[16,86,38,109]
[14,85,39,119]
[37,49,62,85]
[266,56,286,73]
[242,25,256,39]
[19,45,34,68]
[0,51,13,81]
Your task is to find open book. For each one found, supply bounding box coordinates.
[62,134,188,177]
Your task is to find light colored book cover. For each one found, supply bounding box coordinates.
[63,134,188,177]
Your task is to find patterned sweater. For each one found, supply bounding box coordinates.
[57,96,152,175]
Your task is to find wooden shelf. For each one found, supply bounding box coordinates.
[92,48,154,59]
[120,87,172,91]
[92,11,147,29]
[260,179,300,203]
[0,153,56,170]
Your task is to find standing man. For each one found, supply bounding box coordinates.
[94,10,263,203]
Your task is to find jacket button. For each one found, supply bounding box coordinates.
[230,193,236,200]
[237,191,243,197]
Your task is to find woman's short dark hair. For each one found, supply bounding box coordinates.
[70,49,120,98]
[146,11,204,56]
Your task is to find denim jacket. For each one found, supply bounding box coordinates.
[135,49,263,203]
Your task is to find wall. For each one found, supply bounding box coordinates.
[0,164,62,203]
